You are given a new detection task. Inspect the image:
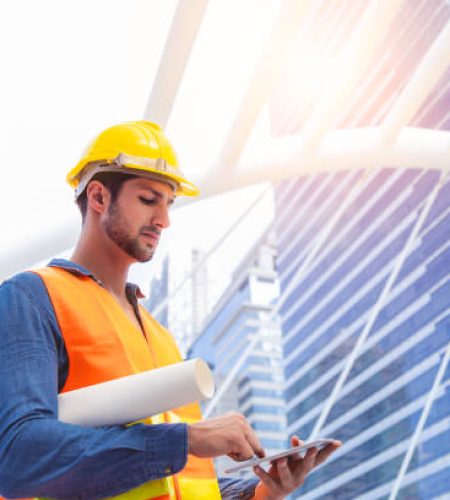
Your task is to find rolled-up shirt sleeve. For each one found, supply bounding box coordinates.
[218,477,259,499]
[0,274,188,499]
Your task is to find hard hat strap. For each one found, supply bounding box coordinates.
[117,154,170,174]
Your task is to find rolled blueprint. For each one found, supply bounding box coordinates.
[58,358,215,426]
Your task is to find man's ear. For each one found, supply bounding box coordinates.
[86,181,109,214]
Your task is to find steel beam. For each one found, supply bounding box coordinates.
[217,0,312,169]
[143,0,209,127]
[382,18,450,140]
[302,0,406,149]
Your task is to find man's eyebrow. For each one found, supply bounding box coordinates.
[142,186,175,205]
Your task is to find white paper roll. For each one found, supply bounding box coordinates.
[58,358,215,426]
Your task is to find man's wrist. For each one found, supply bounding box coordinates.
[252,481,283,500]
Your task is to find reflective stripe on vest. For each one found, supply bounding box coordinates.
[34,267,221,500]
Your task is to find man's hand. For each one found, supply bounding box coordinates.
[252,436,341,500]
[188,412,265,461]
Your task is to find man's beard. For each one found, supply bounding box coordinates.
[102,202,157,262]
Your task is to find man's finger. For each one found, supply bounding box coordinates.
[245,426,265,458]
[274,458,294,490]
[289,435,305,461]
[253,465,280,493]
[290,435,303,447]
[229,437,256,462]
[315,441,341,466]
[304,447,318,469]
[291,447,318,486]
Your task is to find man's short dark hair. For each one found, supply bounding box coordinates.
[76,172,137,222]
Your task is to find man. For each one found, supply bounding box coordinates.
[0,121,340,499]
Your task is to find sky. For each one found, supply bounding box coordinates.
[0,0,280,289]
[0,0,178,254]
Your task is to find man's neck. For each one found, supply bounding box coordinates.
[71,234,131,301]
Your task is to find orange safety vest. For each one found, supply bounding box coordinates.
[30,266,222,500]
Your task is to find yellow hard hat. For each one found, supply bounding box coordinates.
[67,120,199,197]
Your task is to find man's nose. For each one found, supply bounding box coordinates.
[153,205,170,229]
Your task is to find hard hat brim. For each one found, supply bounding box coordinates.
[68,154,200,198]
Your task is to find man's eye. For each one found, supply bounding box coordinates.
[139,196,156,206]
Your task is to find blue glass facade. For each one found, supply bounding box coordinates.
[275,172,449,499]
[271,0,450,497]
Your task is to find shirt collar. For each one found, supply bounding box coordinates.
[48,258,146,300]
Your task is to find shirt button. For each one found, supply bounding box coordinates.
[165,466,172,474]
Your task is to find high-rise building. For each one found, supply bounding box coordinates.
[144,253,197,357]
[275,168,449,499]
[191,248,209,337]
[144,255,169,328]
[188,233,287,477]
[270,0,450,497]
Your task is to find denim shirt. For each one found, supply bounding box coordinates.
[0,259,258,499]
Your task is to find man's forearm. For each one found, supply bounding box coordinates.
[0,419,188,499]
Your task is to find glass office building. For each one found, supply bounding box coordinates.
[189,234,287,477]
[271,1,450,497]
[144,256,169,328]
[275,168,449,499]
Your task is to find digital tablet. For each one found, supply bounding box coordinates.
[224,438,336,474]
